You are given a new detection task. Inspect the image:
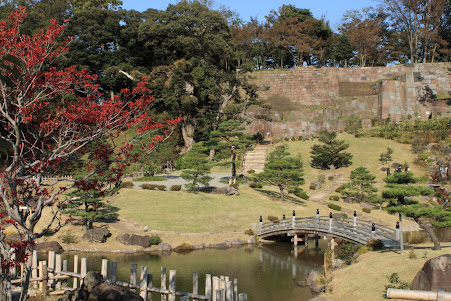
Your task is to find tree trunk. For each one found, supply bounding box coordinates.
[181,121,195,154]
[279,184,285,202]
[415,218,441,250]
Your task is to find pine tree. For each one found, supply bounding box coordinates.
[341,167,379,205]
[383,172,450,250]
[179,144,213,191]
[310,130,353,169]
[256,145,305,202]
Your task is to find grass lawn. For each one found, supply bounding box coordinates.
[284,133,426,191]
[110,186,337,233]
[325,242,451,301]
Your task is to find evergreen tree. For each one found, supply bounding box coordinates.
[179,144,213,191]
[382,172,449,250]
[256,145,305,202]
[207,120,253,182]
[62,180,113,233]
[310,130,353,169]
[341,167,379,205]
[379,147,393,165]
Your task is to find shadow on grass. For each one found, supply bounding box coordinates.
[255,188,306,206]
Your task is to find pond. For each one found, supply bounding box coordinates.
[44,241,329,301]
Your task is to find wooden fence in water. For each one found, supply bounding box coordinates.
[11,250,248,301]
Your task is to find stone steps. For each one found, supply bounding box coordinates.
[243,145,272,174]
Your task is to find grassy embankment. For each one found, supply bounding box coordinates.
[34,133,425,248]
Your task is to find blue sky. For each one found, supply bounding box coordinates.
[120,0,377,31]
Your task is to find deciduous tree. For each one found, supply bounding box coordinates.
[0,8,179,300]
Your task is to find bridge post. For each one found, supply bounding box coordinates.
[329,212,333,232]
[395,221,400,241]
[259,216,262,233]
[353,211,357,227]
[371,223,376,239]
[316,209,319,228]
[282,214,286,228]
[292,210,295,228]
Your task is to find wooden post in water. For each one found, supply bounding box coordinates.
[32,250,38,289]
[55,254,62,291]
[233,278,238,301]
[40,261,48,296]
[226,280,233,301]
[130,263,138,293]
[192,271,198,301]
[110,262,117,284]
[169,270,176,301]
[161,267,167,301]
[140,266,148,300]
[212,276,219,301]
[48,251,55,286]
[205,274,212,300]
[238,293,247,301]
[73,255,79,288]
[216,289,223,301]
[80,258,87,286]
[101,259,108,280]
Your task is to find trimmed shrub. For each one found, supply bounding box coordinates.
[341,213,348,218]
[149,234,162,245]
[244,229,254,236]
[170,185,182,191]
[335,184,346,193]
[366,238,384,250]
[247,169,255,174]
[328,203,341,211]
[141,184,166,191]
[249,182,263,188]
[362,208,371,214]
[119,181,134,189]
[329,195,340,201]
[267,215,279,223]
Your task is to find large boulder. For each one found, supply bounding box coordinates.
[247,236,257,244]
[157,242,172,252]
[411,254,451,291]
[60,271,143,301]
[116,233,150,248]
[211,186,240,196]
[82,228,110,243]
[34,241,63,253]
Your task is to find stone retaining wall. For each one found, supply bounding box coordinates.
[247,63,451,137]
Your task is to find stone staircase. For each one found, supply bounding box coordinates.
[242,144,272,174]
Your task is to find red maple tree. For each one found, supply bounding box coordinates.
[0,8,180,300]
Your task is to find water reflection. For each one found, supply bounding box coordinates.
[41,242,327,301]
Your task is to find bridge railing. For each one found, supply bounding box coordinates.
[258,212,398,244]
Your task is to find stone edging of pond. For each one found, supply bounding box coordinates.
[62,236,260,254]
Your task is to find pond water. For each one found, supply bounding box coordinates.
[44,242,328,301]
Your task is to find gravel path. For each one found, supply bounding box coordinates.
[130,173,232,189]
